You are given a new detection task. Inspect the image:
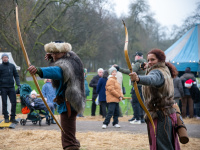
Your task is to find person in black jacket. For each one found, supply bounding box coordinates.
[89,68,103,116]
[0,53,20,123]
[185,79,200,119]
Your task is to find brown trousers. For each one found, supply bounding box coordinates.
[61,111,80,149]
[182,95,194,118]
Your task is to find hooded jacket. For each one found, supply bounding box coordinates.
[105,76,123,103]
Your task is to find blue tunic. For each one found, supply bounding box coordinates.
[41,66,67,114]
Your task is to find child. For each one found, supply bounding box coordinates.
[102,67,123,129]
[28,90,55,123]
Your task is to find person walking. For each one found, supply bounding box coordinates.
[89,68,103,116]
[0,53,20,123]
[102,67,123,129]
[42,79,56,124]
[129,48,180,150]
[114,52,146,123]
[97,70,109,118]
[180,67,196,118]
[28,41,85,150]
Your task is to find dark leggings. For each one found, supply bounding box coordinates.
[61,111,80,149]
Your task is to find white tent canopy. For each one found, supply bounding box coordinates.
[165,24,200,72]
[0,52,20,70]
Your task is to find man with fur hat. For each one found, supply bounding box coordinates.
[0,53,20,124]
[28,41,85,150]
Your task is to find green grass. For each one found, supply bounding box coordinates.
[16,73,133,116]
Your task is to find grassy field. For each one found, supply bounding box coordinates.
[16,73,133,116]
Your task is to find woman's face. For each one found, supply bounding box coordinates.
[147,54,158,67]
[31,94,36,99]
[111,70,117,77]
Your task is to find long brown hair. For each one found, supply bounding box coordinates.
[148,48,178,78]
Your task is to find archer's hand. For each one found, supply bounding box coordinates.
[45,53,52,61]
[129,72,139,82]
[27,65,37,75]
[113,64,119,71]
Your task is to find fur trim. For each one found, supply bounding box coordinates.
[44,42,72,53]
[185,83,193,87]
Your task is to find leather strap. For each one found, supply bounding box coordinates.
[66,101,71,117]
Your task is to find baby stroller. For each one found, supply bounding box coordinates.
[20,84,51,126]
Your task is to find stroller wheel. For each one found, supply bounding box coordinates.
[20,119,26,126]
[32,121,38,125]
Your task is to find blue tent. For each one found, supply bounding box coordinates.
[165,24,200,72]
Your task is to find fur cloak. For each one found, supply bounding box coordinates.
[51,51,85,114]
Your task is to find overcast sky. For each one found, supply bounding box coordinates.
[113,0,199,29]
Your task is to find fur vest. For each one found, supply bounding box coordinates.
[142,62,175,120]
[51,51,85,113]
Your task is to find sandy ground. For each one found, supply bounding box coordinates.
[0,129,200,150]
[0,115,200,150]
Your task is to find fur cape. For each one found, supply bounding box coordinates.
[51,51,85,113]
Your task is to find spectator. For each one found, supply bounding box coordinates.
[27,41,85,150]
[97,70,109,118]
[102,67,123,129]
[173,75,184,106]
[129,48,180,150]
[42,79,56,124]
[89,68,103,116]
[185,79,200,119]
[114,52,146,124]
[0,53,20,124]
[180,67,196,118]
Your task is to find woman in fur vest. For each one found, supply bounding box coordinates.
[102,67,123,129]
[28,41,85,150]
[129,49,180,150]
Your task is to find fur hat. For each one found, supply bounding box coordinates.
[44,41,72,53]
[30,90,37,96]
[109,66,117,75]
[185,79,195,87]
[1,53,9,59]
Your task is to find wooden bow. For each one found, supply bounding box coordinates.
[15,1,65,134]
[122,20,156,135]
